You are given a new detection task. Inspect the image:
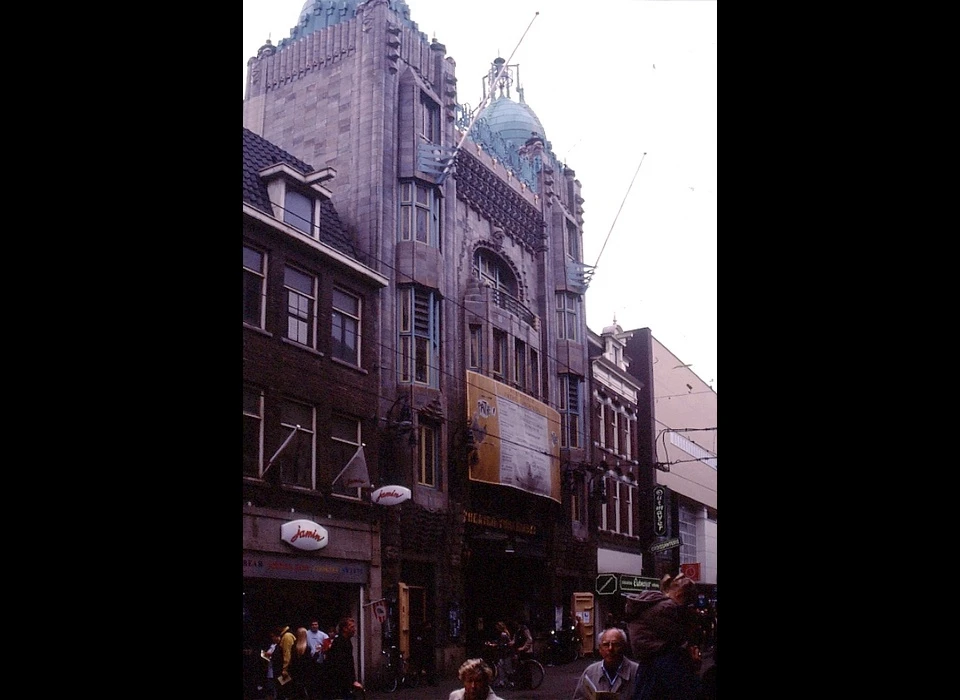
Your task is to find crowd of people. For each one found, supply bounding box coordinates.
[260,616,362,700]
[251,571,715,700]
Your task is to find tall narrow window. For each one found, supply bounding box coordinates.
[492,329,507,380]
[398,286,441,388]
[332,288,361,365]
[284,266,316,348]
[418,423,439,487]
[421,93,441,144]
[243,386,263,477]
[284,189,314,235]
[469,325,483,370]
[514,339,526,390]
[556,292,579,341]
[529,349,540,399]
[399,181,441,249]
[243,246,266,328]
[279,399,315,489]
[559,374,582,448]
[566,218,580,262]
[330,414,362,499]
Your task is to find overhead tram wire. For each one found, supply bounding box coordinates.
[592,152,647,271]
[437,11,540,183]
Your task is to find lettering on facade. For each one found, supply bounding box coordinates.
[291,524,326,544]
[463,510,536,535]
[654,486,666,536]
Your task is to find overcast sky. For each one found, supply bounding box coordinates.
[243,0,717,391]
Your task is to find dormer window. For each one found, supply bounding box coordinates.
[283,189,314,234]
[258,162,336,240]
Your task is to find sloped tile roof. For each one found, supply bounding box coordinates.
[243,127,361,260]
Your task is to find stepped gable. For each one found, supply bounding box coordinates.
[242,127,360,260]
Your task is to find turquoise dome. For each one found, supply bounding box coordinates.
[481,95,547,150]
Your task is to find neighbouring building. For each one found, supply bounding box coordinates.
[242,126,389,697]
[624,327,717,598]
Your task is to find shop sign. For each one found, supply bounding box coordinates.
[653,486,667,535]
[649,536,682,554]
[680,563,701,581]
[281,519,329,551]
[620,575,661,593]
[370,485,412,505]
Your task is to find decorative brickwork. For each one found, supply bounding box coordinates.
[455,150,547,254]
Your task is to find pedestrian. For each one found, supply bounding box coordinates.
[625,571,701,700]
[263,639,279,700]
[509,618,534,687]
[289,627,314,699]
[411,619,437,686]
[270,625,297,699]
[572,627,639,700]
[322,616,364,699]
[306,619,331,697]
[448,658,505,700]
[696,641,716,700]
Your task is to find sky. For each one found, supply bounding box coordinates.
[243,0,717,391]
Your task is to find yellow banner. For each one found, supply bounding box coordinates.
[466,371,561,503]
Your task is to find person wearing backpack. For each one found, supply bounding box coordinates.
[624,572,701,700]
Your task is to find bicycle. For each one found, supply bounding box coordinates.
[490,653,545,691]
[377,645,419,693]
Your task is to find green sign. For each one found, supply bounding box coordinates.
[649,536,682,554]
[596,573,618,595]
[619,575,661,593]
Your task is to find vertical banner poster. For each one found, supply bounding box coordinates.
[466,370,561,503]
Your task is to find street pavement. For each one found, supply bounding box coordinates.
[362,649,715,700]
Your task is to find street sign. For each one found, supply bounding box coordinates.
[649,536,682,553]
[619,575,661,593]
[595,573,618,595]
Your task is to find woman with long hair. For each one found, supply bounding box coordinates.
[288,627,312,699]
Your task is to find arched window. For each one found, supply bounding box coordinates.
[473,248,518,298]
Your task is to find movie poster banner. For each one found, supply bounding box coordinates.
[466,370,561,503]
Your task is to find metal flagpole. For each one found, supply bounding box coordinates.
[331,443,367,486]
[437,11,540,183]
[261,424,299,477]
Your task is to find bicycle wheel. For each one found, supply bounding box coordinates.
[379,654,398,693]
[524,659,544,690]
[404,658,420,688]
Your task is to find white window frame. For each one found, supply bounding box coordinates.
[332,287,361,365]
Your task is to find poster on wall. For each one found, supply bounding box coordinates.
[466,370,561,503]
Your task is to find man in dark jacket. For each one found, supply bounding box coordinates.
[322,617,363,699]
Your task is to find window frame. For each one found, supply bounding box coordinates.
[418,422,439,488]
[399,181,441,249]
[283,188,315,235]
[559,374,582,448]
[243,386,263,477]
[556,292,580,341]
[331,287,361,366]
[469,325,483,371]
[243,245,266,329]
[398,286,441,388]
[283,265,318,349]
[330,414,363,500]
[279,398,316,489]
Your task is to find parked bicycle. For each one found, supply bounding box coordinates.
[376,645,419,693]
[490,653,545,691]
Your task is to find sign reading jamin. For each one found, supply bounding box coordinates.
[466,371,562,503]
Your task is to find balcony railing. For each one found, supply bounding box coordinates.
[488,287,537,329]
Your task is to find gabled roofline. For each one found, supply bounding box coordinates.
[243,203,389,287]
